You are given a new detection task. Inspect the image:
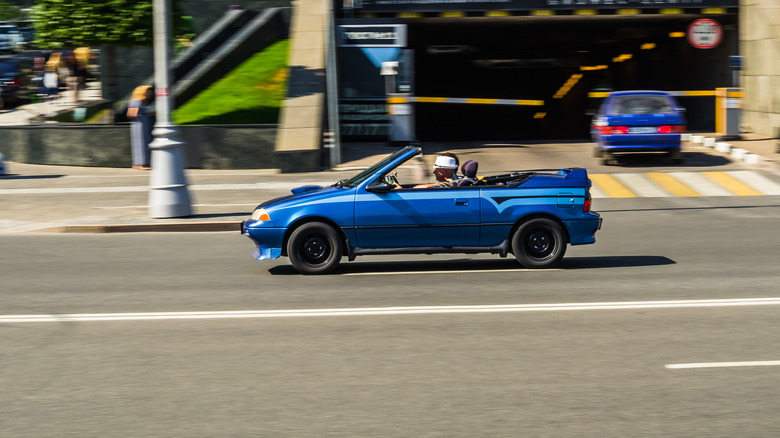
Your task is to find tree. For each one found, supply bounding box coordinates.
[32,0,155,117]
[32,0,188,119]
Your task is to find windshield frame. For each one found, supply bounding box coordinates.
[341,146,419,188]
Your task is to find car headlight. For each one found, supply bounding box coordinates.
[250,208,270,221]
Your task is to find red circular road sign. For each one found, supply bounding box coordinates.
[687,19,723,49]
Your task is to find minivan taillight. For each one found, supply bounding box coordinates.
[596,125,629,135]
[658,125,686,134]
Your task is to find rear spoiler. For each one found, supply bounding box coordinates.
[557,168,588,179]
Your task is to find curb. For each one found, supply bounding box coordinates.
[684,134,779,173]
[34,221,241,234]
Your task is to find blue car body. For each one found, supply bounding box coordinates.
[591,90,687,164]
[241,146,602,274]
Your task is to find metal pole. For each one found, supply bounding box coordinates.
[149,0,192,218]
[325,1,341,167]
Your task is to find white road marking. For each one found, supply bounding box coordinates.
[95,203,257,210]
[0,182,333,195]
[343,268,561,276]
[589,184,607,199]
[671,172,734,196]
[2,298,780,323]
[727,171,780,195]
[666,360,780,369]
[614,173,671,197]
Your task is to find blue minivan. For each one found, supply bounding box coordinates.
[591,90,687,165]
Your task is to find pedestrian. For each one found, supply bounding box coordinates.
[43,52,61,102]
[127,85,155,170]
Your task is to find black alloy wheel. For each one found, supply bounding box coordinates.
[511,218,567,268]
[287,222,343,274]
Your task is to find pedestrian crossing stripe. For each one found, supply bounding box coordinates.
[589,171,780,198]
[646,173,702,197]
[589,174,637,198]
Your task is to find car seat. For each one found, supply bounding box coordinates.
[458,160,479,186]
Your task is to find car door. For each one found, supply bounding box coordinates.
[353,186,481,248]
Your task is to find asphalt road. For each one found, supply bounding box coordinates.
[2,195,779,437]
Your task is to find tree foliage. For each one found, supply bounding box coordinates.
[32,0,154,49]
[0,0,26,21]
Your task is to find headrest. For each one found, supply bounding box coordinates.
[461,160,478,178]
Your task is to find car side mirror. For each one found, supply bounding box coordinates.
[366,178,394,193]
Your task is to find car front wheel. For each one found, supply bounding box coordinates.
[287,222,343,274]
[511,218,567,268]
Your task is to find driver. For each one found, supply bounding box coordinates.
[413,155,460,188]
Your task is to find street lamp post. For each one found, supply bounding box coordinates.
[149,0,192,218]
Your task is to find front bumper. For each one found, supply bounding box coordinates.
[241,219,285,261]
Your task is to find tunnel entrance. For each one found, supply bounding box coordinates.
[406,14,738,141]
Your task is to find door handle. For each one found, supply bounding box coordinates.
[455,199,469,206]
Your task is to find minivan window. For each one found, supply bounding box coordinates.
[608,95,673,115]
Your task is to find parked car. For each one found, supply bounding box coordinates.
[591,90,687,165]
[0,25,24,52]
[241,146,602,274]
[0,57,35,109]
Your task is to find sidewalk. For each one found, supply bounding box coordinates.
[2,84,779,236]
[0,80,104,126]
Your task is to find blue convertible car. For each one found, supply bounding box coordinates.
[241,146,602,274]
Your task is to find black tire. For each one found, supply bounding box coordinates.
[511,218,567,268]
[287,222,343,274]
[668,149,683,165]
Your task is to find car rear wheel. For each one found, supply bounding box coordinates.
[287,222,343,275]
[511,218,567,268]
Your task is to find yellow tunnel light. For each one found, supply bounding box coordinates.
[641,43,656,50]
[580,65,608,71]
[669,32,686,38]
[612,54,633,63]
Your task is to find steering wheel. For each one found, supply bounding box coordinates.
[385,173,400,187]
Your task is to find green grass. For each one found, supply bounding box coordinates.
[173,39,289,125]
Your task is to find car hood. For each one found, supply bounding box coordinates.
[257,185,348,211]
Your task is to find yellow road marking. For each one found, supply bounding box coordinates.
[589,174,637,198]
[646,173,701,197]
[467,98,498,105]
[703,172,763,196]
[415,97,448,103]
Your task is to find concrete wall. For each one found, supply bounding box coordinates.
[0,125,279,170]
[740,0,780,137]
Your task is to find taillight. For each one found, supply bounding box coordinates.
[658,125,686,134]
[9,78,21,87]
[583,197,592,212]
[595,125,629,135]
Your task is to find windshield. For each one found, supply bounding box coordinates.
[341,147,417,188]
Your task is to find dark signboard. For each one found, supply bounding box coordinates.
[338,24,407,47]
[339,100,391,139]
[348,0,737,13]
